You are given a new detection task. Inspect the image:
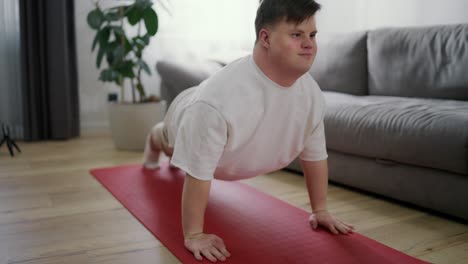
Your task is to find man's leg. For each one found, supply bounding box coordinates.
[143,122,175,169]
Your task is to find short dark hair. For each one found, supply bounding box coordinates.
[255,0,321,42]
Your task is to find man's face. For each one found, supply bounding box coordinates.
[266,16,318,76]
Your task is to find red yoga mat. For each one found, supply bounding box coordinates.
[91,162,428,264]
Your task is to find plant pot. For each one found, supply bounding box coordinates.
[108,101,167,151]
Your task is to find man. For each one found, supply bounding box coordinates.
[143,0,354,262]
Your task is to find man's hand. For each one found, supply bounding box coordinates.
[308,210,355,234]
[184,233,231,262]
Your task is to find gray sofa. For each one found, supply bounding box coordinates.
[156,24,468,221]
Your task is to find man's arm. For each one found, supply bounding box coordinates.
[182,175,211,237]
[300,159,329,212]
[182,174,230,262]
[300,159,354,234]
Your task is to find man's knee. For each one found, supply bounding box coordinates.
[151,122,164,135]
[151,122,172,156]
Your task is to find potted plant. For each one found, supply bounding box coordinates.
[87,0,167,150]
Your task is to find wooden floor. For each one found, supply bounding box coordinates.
[0,135,467,264]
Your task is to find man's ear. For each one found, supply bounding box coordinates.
[258,28,271,48]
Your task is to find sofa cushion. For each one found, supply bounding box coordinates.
[368,24,468,100]
[309,32,368,95]
[323,91,468,175]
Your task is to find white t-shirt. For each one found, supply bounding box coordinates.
[166,55,327,181]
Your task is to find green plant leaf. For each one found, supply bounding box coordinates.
[126,5,142,25]
[106,54,114,66]
[124,38,132,53]
[91,31,100,52]
[118,61,135,78]
[109,5,129,12]
[113,45,126,64]
[87,8,104,30]
[99,26,111,50]
[96,45,106,68]
[136,0,153,10]
[142,34,150,45]
[143,8,158,36]
[105,41,120,65]
[138,60,151,75]
[105,11,121,21]
[111,26,125,38]
[99,69,120,82]
[135,49,142,59]
[123,5,134,16]
[134,38,146,50]
[99,69,108,81]
[112,71,121,82]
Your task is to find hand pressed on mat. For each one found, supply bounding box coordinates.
[182,175,231,262]
[185,233,231,262]
[300,159,355,235]
[309,210,355,235]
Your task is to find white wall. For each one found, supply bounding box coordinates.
[76,0,468,133]
[75,0,115,132]
[316,0,468,33]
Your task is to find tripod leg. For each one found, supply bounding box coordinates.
[6,139,14,157]
[10,139,21,153]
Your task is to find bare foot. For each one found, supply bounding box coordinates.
[142,133,160,169]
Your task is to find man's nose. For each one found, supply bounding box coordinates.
[302,37,314,49]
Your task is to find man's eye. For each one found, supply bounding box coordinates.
[291,33,301,38]
[310,34,316,38]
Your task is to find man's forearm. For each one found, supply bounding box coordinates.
[182,174,211,237]
[300,159,329,212]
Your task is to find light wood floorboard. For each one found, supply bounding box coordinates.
[0,135,466,264]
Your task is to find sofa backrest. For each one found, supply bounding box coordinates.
[157,60,223,107]
[309,31,368,95]
[368,24,468,100]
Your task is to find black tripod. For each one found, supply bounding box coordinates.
[0,124,21,157]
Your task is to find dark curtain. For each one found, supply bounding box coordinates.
[19,0,79,140]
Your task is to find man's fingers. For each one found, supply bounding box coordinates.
[213,236,225,247]
[219,246,231,258]
[212,238,230,257]
[335,222,349,234]
[309,217,318,229]
[338,219,355,230]
[310,212,355,235]
[213,241,231,258]
[328,223,339,234]
[344,223,355,232]
[210,247,226,261]
[194,250,203,261]
[201,249,217,263]
[220,248,231,258]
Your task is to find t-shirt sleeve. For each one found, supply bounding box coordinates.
[170,102,227,180]
[299,92,328,162]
